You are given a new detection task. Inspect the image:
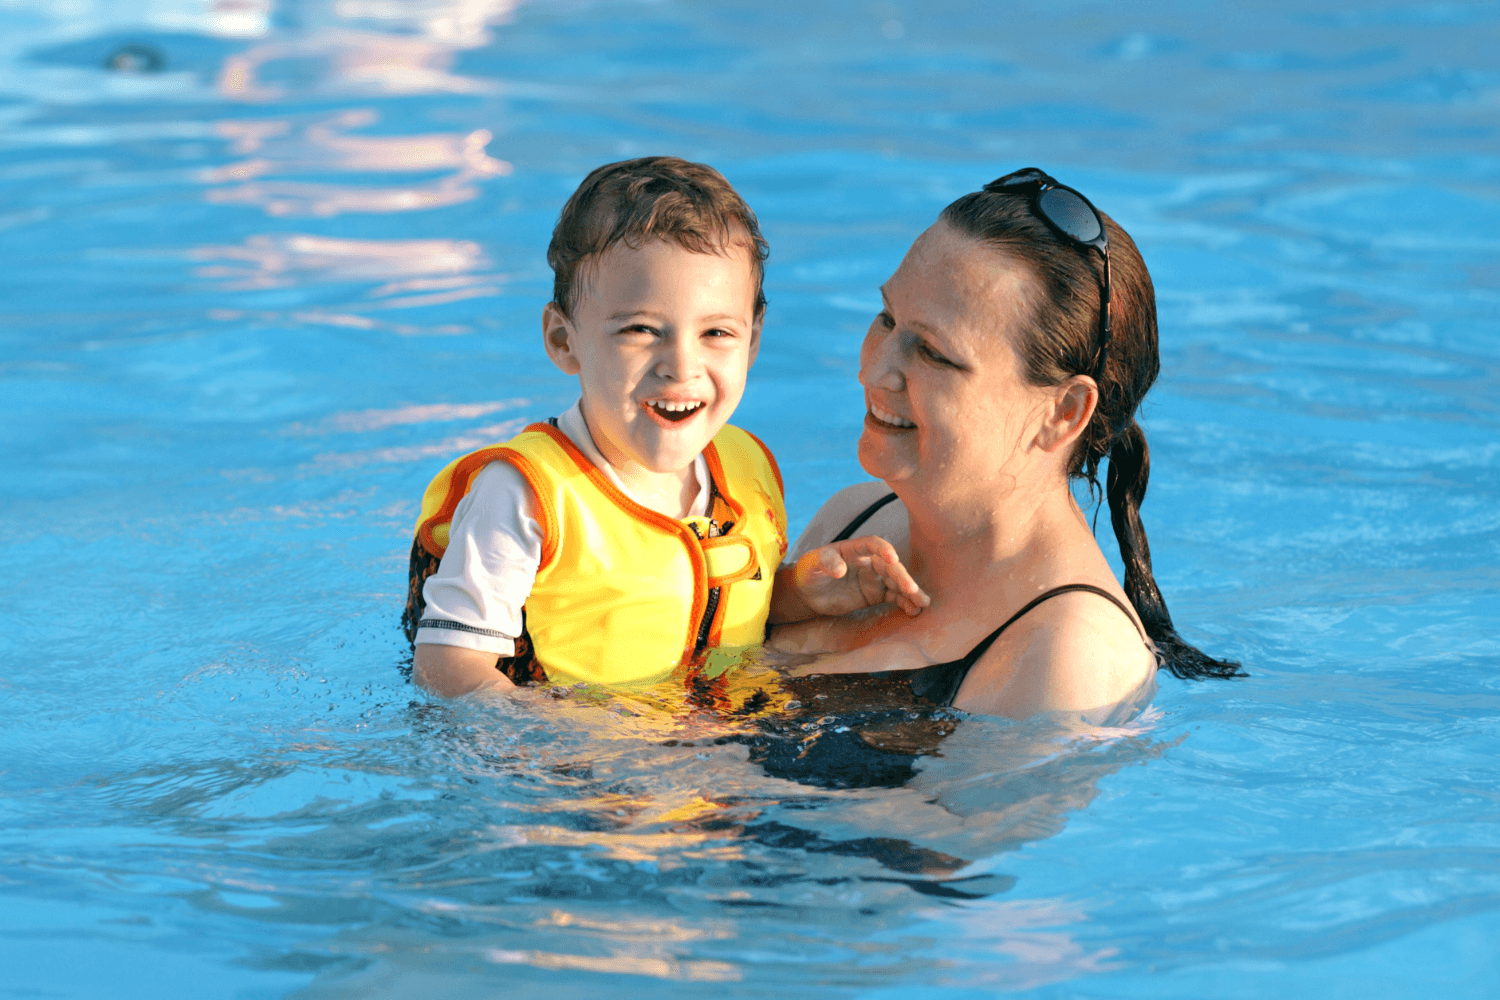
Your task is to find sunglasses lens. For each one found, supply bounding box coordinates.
[1038,187,1102,242]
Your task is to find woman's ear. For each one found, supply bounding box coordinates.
[1035,375,1098,454]
[542,302,581,375]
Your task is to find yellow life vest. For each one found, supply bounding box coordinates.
[412,422,788,686]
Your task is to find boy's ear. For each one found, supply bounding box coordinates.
[541,302,582,376]
[746,311,763,367]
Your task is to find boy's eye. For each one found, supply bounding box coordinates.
[877,311,895,330]
[703,327,734,339]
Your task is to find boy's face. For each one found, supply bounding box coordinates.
[543,237,761,477]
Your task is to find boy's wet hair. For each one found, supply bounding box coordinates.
[547,156,769,318]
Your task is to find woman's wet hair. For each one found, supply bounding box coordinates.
[940,189,1242,680]
[548,156,769,319]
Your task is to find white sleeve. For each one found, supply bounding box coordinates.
[414,460,543,656]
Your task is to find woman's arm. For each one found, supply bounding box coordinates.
[953,593,1156,719]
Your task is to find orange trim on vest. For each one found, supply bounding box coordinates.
[701,443,746,528]
[740,427,783,497]
[417,444,513,559]
[529,422,711,664]
[493,444,559,572]
[411,421,785,685]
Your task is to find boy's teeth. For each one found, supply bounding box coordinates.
[651,400,703,413]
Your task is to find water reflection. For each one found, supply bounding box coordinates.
[318,400,532,434]
[196,0,518,216]
[210,108,508,175]
[422,667,1170,876]
[192,230,488,287]
[301,399,536,466]
[899,898,1122,990]
[248,682,1156,992]
[191,229,504,338]
[209,0,274,38]
[216,0,519,99]
[201,109,508,216]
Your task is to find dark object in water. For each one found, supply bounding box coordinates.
[29,32,235,82]
[730,671,959,790]
[735,721,923,789]
[104,44,165,73]
[743,820,966,875]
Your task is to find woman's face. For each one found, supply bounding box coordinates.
[857,220,1052,499]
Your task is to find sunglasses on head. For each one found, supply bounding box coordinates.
[983,167,1111,382]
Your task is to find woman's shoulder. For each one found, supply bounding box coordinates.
[957,585,1156,720]
[786,481,907,563]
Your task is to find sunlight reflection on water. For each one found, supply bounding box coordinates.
[2,0,1499,996]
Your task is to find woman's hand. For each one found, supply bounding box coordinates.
[769,535,929,624]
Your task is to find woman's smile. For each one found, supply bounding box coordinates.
[867,402,916,430]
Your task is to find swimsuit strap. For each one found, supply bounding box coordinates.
[905,583,1147,707]
[831,491,899,542]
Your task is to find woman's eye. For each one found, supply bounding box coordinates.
[919,343,955,367]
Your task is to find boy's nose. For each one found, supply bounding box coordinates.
[654,334,705,381]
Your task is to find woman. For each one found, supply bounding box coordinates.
[771,168,1240,720]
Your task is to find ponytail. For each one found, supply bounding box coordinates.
[1106,420,1243,679]
[941,181,1241,682]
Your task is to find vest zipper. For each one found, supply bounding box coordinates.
[689,477,725,658]
[693,587,721,657]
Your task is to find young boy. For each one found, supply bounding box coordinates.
[403,157,925,697]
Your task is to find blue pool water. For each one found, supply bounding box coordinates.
[3,1,1499,996]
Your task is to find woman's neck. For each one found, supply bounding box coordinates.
[899,475,1096,599]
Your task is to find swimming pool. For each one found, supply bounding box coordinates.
[2,0,1499,995]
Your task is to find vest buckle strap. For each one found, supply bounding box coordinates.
[700,534,759,588]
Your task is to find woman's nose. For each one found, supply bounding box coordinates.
[858,322,904,392]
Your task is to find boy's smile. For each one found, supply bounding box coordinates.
[543,236,761,514]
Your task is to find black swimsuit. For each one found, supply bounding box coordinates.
[835,492,1151,707]
[735,494,1151,790]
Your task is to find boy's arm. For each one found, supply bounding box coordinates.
[413,459,541,697]
[414,644,516,698]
